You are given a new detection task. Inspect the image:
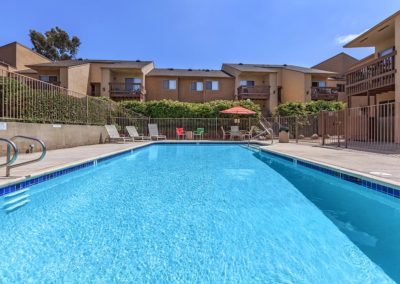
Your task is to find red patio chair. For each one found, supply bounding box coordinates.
[176,128,185,140]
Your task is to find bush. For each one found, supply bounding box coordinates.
[119,99,261,118]
[274,100,345,117]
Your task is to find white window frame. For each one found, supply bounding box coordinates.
[192,81,203,91]
[206,80,219,91]
[163,79,177,90]
[239,80,255,87]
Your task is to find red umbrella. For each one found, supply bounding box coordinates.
[219,106,256,115]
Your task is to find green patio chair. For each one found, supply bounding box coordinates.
[193,128,204,140]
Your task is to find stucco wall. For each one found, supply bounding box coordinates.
[68,63,90,94]
[281,69,307,103]
[146,76,235,102]
[0,122,108,154]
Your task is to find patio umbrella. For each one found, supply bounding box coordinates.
[219,106,256,115]
[220,106,256,124]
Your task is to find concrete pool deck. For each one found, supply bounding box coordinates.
[261,143,400,187]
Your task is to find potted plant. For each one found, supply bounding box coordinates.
[279,126,289,143]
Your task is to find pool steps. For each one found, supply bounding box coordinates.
[3,188,30,213]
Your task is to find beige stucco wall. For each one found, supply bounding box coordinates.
[101,69,111,97]
[15,44,50,71]
[281,69,307,103]
[0,122,108,154]
[269,73,278,111]
[67,63,90,94]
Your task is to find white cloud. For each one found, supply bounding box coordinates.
[335,34,360,45]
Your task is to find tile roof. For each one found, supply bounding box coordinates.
[148,68,232,78]
[27,59,153,69]
[223,63,336,74]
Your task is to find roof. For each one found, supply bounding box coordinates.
[0,41,51,62]
[312,52,359,75]
[147,68,233,78]
[344,10,400,48]
[27,59,153,69]
[223,63,336,75]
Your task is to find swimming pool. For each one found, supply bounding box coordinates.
[0,143,398,283]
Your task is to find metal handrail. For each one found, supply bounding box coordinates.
[6,136,46,177]
[248,118,274,146]
[0,138,18,168]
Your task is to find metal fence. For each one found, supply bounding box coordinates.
[112,117,262,140]
[0,69,143,125]
[264,102,400,153]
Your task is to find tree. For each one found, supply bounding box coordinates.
[29,27,81,61]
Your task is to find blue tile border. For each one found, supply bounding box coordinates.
[259,149,400,200]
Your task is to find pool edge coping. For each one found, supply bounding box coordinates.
[259,146,400,198]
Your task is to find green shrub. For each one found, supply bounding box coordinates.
[119,99,261,118]
[274,100,345,117]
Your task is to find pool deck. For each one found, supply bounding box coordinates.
[261,143,400,187]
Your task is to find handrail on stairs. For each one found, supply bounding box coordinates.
[6,136,46,177]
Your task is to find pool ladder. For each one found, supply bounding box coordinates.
[247,117,274,148]
[0,136,46,177]
[3,188,30,213]
[0,136,46,212]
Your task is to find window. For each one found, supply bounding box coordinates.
[205,80,219,91]
[312,81,326,87]
[125,78,142,91]
[191,81,203,91]
[240,80,255,87]
[163,80,176,90]
[39,75,58,83]
[336,84,345,92]
[379,47,394,57]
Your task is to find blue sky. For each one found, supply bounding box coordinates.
[3,0,399,69]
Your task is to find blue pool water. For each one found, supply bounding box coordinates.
[0,144,398,283]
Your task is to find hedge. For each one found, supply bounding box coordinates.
[119,99,261,118]
[274,101,346,117]
[0,77,135,124]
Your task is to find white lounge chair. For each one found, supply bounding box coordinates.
[148,124,167,140]
[230,126,243,140]
[105,125,133,143]
[126,126,151,141]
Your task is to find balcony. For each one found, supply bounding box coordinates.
[311,87,339,101]
[346,51,396,96]
[109,83,143,99]
[237,85,270,100]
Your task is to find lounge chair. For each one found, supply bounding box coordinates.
[126,126,151,141]
[242,126,256,140]
[193,128,204,140]
[221,126,230,140]
[230,126,242,140]
[176,128,185,140]
[105,125,133,143]
[148,124,167,140]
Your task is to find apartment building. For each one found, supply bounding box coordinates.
[221,63,336,114]
[146,69,235,103]
[25,59,154,99]
[0,41,50,73]
[0,41,338,115]
[312,52,359,102]
[344,10,399,107]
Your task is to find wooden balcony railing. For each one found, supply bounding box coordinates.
[109,83,143,98]
[311,87,339,101]
[346,51,396,96]
[238,85,270,100]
